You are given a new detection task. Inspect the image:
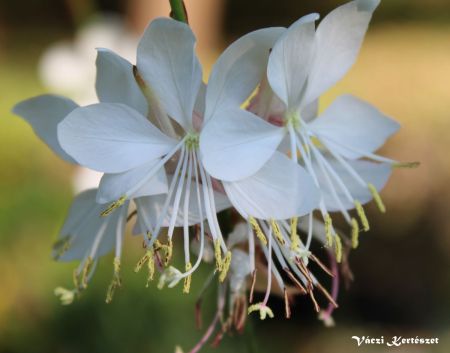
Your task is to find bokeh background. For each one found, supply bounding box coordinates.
[1,0,449,352]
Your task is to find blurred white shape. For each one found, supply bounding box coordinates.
[39,14,139,193]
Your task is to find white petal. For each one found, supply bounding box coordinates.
[200,107,284,182]
[223,152,320,220]
[12,94,78,163]
[267,14,319,109]
[97,159,168,203]
[137,18,202,131]
[314,159,391,211]
[58,103,177,173]
[302,99,319,122]
[134,182,231,230]
[205,27,285,120]
[309,95,400,159]
[303,0,380,105]
[95,48,148,115]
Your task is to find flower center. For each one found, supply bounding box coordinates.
[185,132,200,150]
[285,111,301,130]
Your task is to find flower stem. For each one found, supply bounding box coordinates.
[169,0,188,23]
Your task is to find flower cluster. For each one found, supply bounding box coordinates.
[13,0,413,349]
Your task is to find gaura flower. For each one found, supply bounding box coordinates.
[200,0,402,258]
[57,18,320,289]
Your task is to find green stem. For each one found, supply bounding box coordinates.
[169,0,189,23]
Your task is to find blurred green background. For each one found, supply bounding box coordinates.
[0,0,449,352]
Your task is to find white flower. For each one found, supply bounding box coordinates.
[200,0,400,255]
[57,18,319,287]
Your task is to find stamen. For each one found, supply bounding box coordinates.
[183,262,192,294]
[290,217,299,251]
[354,201,370,231]
[101,195,127,217]
[351,218,360,249]
[309,290,320,313]
[247,303,274,320]
[283,268,307,294]
[315,282,338,309]
[334,235,343,263]
[106,257,122,303]
[218,251,232,283]
[392,161,420,169]
[249,217,267,245]
[80,256,93,289]
[368,183,386,213]
[249,270,257,303]
[53,236,71,260]
[214,239,223,272]
[284,289,291,319]
[324,214,333,247]
[134,249,155,287]
[309,254,334,277]
[270,220,285,245]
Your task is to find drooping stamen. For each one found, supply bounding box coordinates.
[309,289,320,313]
[324,214,333,247]
[249,270,257,303]
[290,217,299,251]
[309,254,334,278]
[248,217,267,245]
[351,218,360,249]
[354,201,370,231]
[283,268,307,294]
[334,235,343,263]
[134,249,155,286]
[106,257,122,303]
[392,161,420,169]
[368,183,386,213]
[183,262,192,294]
[218,251,232,283]
[80,256,93,289]
[214,239,223,272]
[101,196,126,217]
[270,220,285,245]
[284,288,291,319]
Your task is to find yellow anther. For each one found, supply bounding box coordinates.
[324,214,333,247]
[183,262,192,294]
[81,256,93,289]
[134,250,155,287]
[249,217,267,246]
[165,239,173,266]
[219,251,232,283]
[392,161,420,169]
[248,303,275,320]
[54,287,76,305]
[290,217,301,251]
[53,236,71,260]
[351,218,360,249]
[72,269,80,290]
[101,195,127,217]
[214,239,223,272]
[368,183,386,213]
[334,235,342,263]
[106,257,122,304]
[354,201,370,232]
[270,220,285,245]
